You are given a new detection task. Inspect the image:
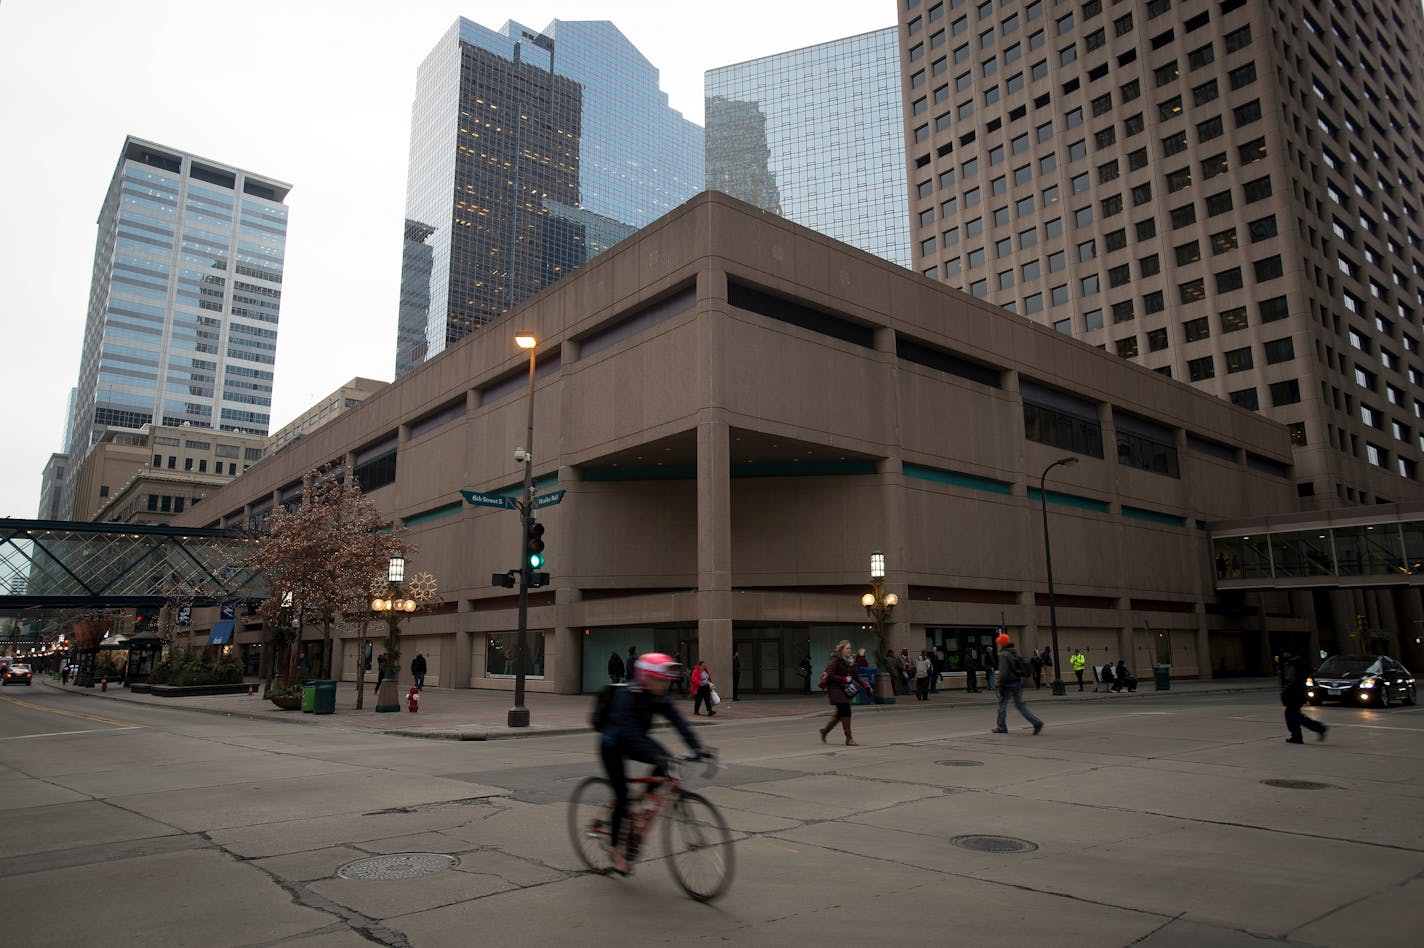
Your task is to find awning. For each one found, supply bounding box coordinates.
[207,620,235,645]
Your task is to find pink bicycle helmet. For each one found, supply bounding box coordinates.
[634,652,684,682]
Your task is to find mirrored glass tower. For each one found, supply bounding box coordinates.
[395,18,704,377]
[706,29,911,268]
[60,136,289,518]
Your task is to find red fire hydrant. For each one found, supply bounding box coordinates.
[407,685,420,713]
[101,675,108,692]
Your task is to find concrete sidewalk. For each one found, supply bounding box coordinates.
[42,673,1280,740]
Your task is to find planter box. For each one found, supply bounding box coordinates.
[127,683,151,694]
[269,695,302,710]
[147,683,251,698]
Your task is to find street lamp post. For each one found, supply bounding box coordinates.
[1040,456,1079,696]
[370,556,416,712]
[861,551,900,703]
[508,333,538,728]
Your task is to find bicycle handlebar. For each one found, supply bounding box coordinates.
[670,749,723,779]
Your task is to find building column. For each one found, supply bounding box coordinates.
[1372,587,1400,657]
[554,464,584,693]
[1194,602,1211,680]
[452,601,473,689]
[1115,597,1137,674]
[696,418,733,685]
[1393,587,1424,669]
[1328,589,1357,656]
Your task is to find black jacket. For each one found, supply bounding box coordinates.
[601,684,701,762]
[1280,654,1309,703]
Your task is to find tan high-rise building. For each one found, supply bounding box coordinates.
[899,0,1424,510]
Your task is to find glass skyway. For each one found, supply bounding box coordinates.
[0,519,265,610]
[1210,505,1424,588]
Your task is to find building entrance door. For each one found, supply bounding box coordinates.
[733,637,785,693]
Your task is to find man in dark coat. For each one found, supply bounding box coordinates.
[410,652,427,688]
[1280,646,1327,743]
[732,648,742,700]
[608,651,625,684]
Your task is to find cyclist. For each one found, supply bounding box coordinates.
[598,651,706,874]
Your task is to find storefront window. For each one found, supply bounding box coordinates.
[487,631,545,678]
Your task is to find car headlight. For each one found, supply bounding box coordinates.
[1358,678,1376,688]
[1306,677,1315,686]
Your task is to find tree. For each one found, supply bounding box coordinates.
[248,469,407,694]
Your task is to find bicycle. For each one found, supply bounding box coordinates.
[567,752,735,902]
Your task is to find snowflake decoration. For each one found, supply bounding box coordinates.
[407,571,439,603]
[369,577,389,599]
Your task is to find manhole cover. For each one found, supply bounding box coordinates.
[950,835,1039,854]
[1261,779,1335,791]
[337,853,458,880]
[935,759,985,767]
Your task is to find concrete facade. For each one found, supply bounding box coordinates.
[896,0,1424,510]
[177,193,1302,693]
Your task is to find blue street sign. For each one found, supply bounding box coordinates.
[532,490,566,510]
[460,489,517,510]
[177,606,192,627]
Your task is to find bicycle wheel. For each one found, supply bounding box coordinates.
[567,777,616,872]
[662,790,734,902]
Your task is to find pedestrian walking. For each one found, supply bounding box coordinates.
[982,648,996,691]
[1070,649,1087,691]
[1030,649,1044,689]
[992,633,1043,735]
[732,648,742,700]
[607,650,625,684]
[691,660,717,716]
[818,640,868,746]
[965,653,979,693]
[374,654,387,695]
[799,654,813,693]
[1280,646,1327,744]
[410,652,427,689]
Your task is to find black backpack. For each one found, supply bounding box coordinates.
[590,683,627,730]
[1010,651,1032,681]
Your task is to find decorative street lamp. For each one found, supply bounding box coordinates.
[1040,456,1079,696]
[370,555,433,712]
[861,550,900,703]
[509,332,538,728]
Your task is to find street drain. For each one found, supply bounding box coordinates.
[337,853,458,881]
[1261,779,1335,791]
[935,759,985,767]
[950,835,1039,854]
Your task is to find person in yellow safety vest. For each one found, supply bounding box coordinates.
[1070,649,1087,692]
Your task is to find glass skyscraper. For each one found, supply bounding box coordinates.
[61,136,289,517]
[395,18,705,377]
[705,29,911,268]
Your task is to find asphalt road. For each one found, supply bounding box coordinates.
[1,685,1421,946]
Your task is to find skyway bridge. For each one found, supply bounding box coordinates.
[1210,503,1424,590]
[0,518,265,613]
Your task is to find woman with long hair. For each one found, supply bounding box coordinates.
[818,640,866,746]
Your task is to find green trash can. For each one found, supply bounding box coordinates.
[301,681,316,712]
[1153,666,1171,691]
[313,679,337,715]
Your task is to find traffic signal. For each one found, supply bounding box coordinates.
[526,520,546,569]
[529,572,550,588]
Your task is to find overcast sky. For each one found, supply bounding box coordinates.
[0,0,895,519]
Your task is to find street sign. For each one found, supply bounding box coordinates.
[177,606,192,627]
[532,489,566,510]
[460,489,517,510]
[219,603,235,620]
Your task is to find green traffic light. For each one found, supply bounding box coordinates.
[528,552,545,569]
